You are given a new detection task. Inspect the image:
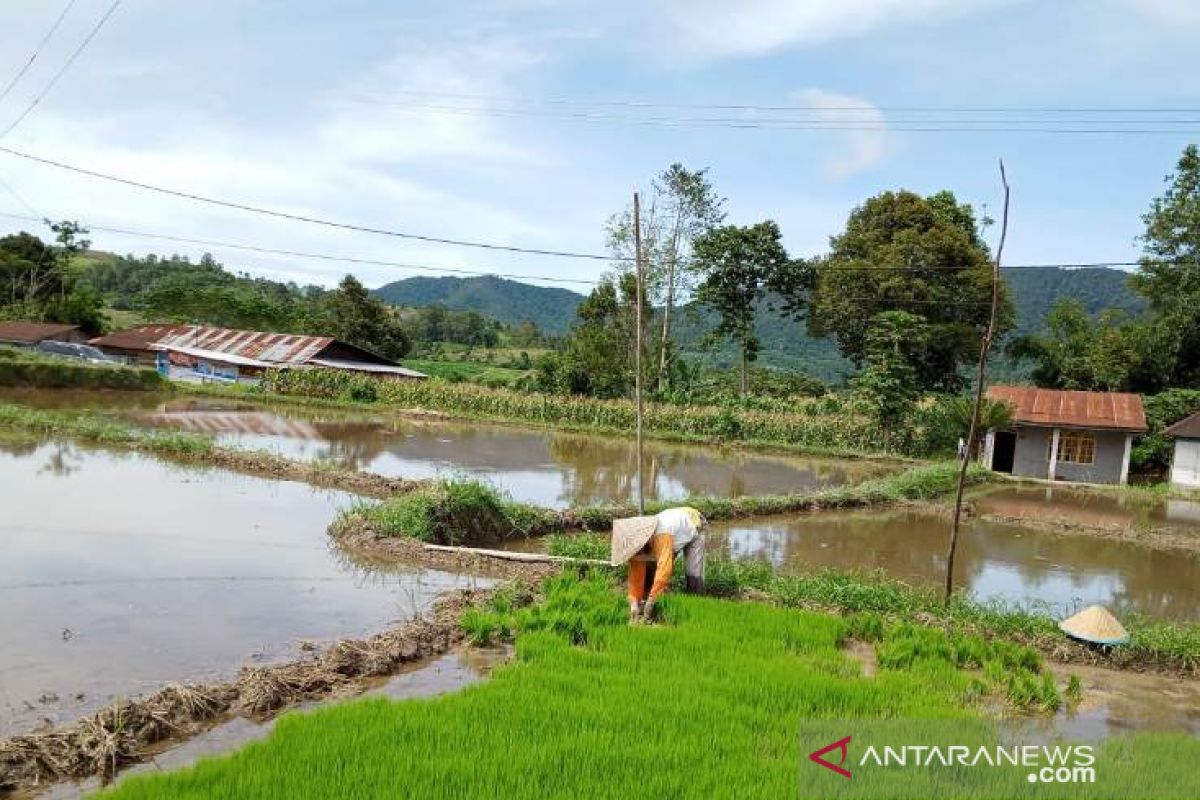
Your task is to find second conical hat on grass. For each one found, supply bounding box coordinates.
[610,516,659,566]
[1059,605,1129,645]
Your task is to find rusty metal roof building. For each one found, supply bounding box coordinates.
[88,324,191,351]
[0,321,81,344]
[91,324,426,378]
[1164,410,1200,439]
[986,385,1147,432]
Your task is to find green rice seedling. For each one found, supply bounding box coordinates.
[1066,673,1083,703]
[460,608,501,646]
[842,612,885,643]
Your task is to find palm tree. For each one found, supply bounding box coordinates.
[940,395,1014,458]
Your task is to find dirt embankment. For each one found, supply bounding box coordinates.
[331,518,560,582]
[197,447,428,499]
[0,584,535,795]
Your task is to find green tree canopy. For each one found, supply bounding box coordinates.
[691,221,790,394]
[808,190,1013,392]
[1133,144,1200,385]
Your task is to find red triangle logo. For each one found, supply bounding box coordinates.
[809,736,852,779]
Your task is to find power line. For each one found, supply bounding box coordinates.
[347,99,1200,135]
[344,100,1200,135]
[0,0,123,140]
[0,211,601,286]
[0,0,79,105]
[0,210,1152,283]
[0,144,618,260]
[359,90,1200,115]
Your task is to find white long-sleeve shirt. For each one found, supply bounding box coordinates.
[654,506,705,552]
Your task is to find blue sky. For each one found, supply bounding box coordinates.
[0,0,1198,292]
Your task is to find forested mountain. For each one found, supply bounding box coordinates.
[373,275,585,335]
[375,268,1144,380]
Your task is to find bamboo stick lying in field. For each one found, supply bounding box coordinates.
[422,544,607,566]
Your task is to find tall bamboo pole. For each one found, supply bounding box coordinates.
[945,160,1010,603]
[633,191,646,514]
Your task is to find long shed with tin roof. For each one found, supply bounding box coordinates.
[90,324,426,382]
[983,386,1147,485]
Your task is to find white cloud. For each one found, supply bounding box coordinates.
[792,89,892,180]
[659,0,1012,58]
[0,22,574,289]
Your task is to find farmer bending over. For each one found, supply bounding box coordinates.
[610,507,707,624]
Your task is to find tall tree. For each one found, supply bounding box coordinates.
[1007,298,1165,392]
[852,310,925,450]
[1133,144,1200,385]
[544,273,644,397]
[807,190,1013,392]
[322,275,410,360]
[691,221,790,394]
[607,164,725,392]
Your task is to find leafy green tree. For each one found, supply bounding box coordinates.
[852,311,926,451]
[808,190,1013,392]
[607,164,725,390]
[1132,388,1200,473]
[933,395,1014,456]
[322,275,410,360]
[1006,299,1160,391]
[691,221,790,394]
[1133,144,1200,385]
[543,273,645,397]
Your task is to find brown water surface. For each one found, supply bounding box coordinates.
[0,440,484,737]
[0,388,893,508]
[709,509,1200,619]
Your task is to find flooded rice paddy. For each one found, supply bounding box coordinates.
[0,440,482,737]
[971,484,1200,532]
[708,509,1200,619]
[0,389,894,508]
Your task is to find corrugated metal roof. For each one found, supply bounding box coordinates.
[309,357,427,378]
[89,324,191,350]
[987,385,1147,432]
[0,322,80,343]
[157,327,333,365]
[92,325,402,374]
[1164,410,1200,439]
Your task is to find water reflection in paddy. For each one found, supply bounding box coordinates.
[710,509,1200,620]
[0,440,484,736]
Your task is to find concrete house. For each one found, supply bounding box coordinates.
[982,386,1147,485]
[1164,410,1200,489]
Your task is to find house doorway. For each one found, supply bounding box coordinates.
[992,430,1016,474]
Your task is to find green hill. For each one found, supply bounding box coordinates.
[373,275,585,336]
[374,268,1145,381]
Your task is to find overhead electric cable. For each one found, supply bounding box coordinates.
[0,0,123,140]
[0,0,79,105]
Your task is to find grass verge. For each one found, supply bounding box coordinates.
[0,346,165,390]
[96,573,1200,800]
[335,461,992,545]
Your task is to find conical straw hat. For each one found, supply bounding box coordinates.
[610,516,659,566]
[1059,605,1129,645]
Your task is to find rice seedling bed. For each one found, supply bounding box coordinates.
[95,574,1200,799]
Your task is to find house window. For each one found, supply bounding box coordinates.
[1049,431,1096,465]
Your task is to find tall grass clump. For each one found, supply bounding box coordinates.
[100,573,1200,800]
[348,477,556,546]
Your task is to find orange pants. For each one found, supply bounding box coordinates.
[627,533,674,603]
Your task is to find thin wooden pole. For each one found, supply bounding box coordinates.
[945,159,1009,604]
[633,191,646,514]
